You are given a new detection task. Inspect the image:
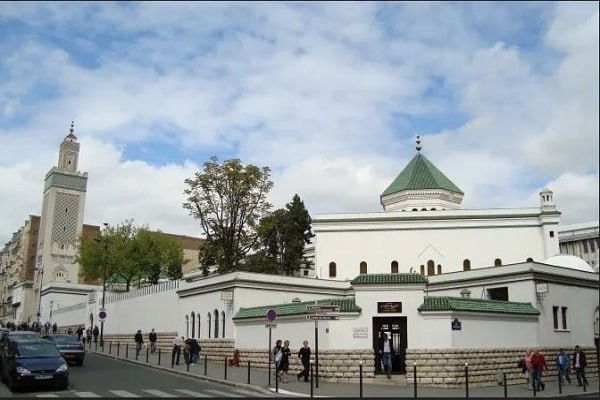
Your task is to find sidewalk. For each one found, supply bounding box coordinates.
[89,345,599,398]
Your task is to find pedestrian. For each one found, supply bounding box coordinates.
[52,322,58,334]
[149,328,157,354]
[555,349,571,384]
[183,338,192,365]
[531,349,547,391]
[524,350,534,389]
[134,330,144,357]
[86,328,92,344]
[76,326,83,341]
[279,340,292,383]
[93,325,99,343]
[377,332,394,379]
[44,321,50,335]
[172,335,184,365]
[297,340,311,382]
[272,339,283,380]
[189,337,200,364]
[229,349,240,367]
[572,345,589,387]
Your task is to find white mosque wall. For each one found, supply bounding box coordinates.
[449,314,538,348]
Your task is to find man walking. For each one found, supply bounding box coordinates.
[134,329,144,358]
[531,349,547,391]
[149,328,157,353]
[172,335,184,366]
[297,340,311,382]
[572,345,589,387]
[378,332,394,379]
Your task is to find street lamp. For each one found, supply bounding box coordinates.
[94,222,108,348]
[36,267,44,327]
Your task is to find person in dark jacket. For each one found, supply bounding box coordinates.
[188,338,200,364]
[377,332,394,379]
[572,345,589,387]
[93,325,99,343]
[134,329,144,357]
[297,340,311,382]
[149,329,158,353]
[531,349,547,391]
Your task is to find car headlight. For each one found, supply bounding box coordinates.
[16,366,31,374]
[56,364,68,372]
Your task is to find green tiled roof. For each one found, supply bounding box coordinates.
[381,153,463,197]
[418,296,540,315]
[351,273,428,285]
[233,298,361,320]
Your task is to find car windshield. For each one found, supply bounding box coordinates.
[16,342,61,358]
[9,332,39,340]
[47,335,79,343]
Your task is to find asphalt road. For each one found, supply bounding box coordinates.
[0,352,272,397]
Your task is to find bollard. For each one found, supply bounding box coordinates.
[186,360,190,372]
[117,342,120,357]
[247,360,251,384]
[95,341,98,351]
[109,341,112,355]
[310,360,314,398]
[102,341,105,353]
[158,348,161,366]
[275,366,279,393]
[583,378,586,392]
[413,361,417,399]
[359,361,363,398]
[558,371,562,394]
[145,346,148,362]
[125,343,129,359]
[224,356,228,380]
[204,354,208,376]
[464,362,469,398]
[503,372,507,398]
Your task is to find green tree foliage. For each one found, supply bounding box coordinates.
[252,194,314,275]
[183,157,273,274]
[77,220,184,291]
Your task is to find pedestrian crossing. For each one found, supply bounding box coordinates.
[29,387,269,397]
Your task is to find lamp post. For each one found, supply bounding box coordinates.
[94,223,108,348]
[36,267,44,326]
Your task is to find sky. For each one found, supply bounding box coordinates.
[1,1,598,245]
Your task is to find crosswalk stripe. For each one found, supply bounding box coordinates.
[75,392,101,397]
[174,389,210,397]
[205,389,242,397]
[109,390,141,397]
[36,395,59,398]
[141,389,177,397]
[232,388,268,397]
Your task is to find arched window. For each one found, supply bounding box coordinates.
[207,313,212,339]
[427,260,435,275]
[412,208,418,211]
[191,312,195,338]
[214,309,219,339]
[359,261,367,275]
[221,311,226,338]
[463,259,471,271]
[420,265,425,275]
[526,257,533,262]
[421,208,427,211]
[494,258,502,267]
[329,262,337,278]
[391,261,399,274]
[197,313,201,339]
[437,265,442,274]
[185,315,189,338]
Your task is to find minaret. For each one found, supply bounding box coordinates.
[35,122,88,286]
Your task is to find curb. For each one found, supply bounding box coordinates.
[89,350,274,396]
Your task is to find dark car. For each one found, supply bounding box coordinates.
[0,331,41,373]
[0,339,69,392]
[42,335,85,366]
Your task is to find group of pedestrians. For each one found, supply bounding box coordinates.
[271,339,312,383]
[519,345,589,391]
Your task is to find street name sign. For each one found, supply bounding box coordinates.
[306,315,339,320]
[306,305,340,313]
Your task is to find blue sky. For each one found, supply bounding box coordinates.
[0,1,598,243]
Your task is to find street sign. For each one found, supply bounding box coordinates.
[306,315,339,320]
[306,304,340,313]
[266,309,277,323]
[265,323,277,328]
[98,309,107,322]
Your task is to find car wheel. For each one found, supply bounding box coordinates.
[7,375,19,392]
[0,369,7,384]
[57,379,69,390]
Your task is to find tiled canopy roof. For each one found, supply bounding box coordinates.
[233,298,361,320]
[351,273,428,285]
[381,153,463,197]
[418,296,540,315]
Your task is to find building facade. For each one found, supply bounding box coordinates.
[559,221,599,272]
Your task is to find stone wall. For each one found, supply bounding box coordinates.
[405,347,599,387]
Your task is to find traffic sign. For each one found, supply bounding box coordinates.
[98,309,107,322]
[306,315,339,320]
[266,309,277,323]
[265,323,277,328]
[306,304,340,313]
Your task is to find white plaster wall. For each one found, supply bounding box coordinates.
[449,315,538,348]
[416,316,453,348]
[41,291,89,324]
[314,222,554,280]
[235,317,331,351]
[428,280,537,304]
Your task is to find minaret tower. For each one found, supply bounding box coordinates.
[35,122,88,286]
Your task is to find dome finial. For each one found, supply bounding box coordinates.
[416,135,422,153]
[70,120,74,135]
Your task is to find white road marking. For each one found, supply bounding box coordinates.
[74,392,101,397]
[205,389,242,397]
[232,388,269,397]
[141,389,177,397]
[269,388,330,397]
[173,389,210,397]
[36,395,59,398]
[109,390,141,397]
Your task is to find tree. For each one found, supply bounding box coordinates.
[183,157,273,274]
[254,194,314,275]
[77,220,184,291]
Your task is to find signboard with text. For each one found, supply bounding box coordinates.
[306,304,340,313]
[377,302,402,313]
[306,315,339,320]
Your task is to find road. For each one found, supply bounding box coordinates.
[0,352,272,397]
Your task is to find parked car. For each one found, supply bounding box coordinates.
[0,331,41,374]
[0,339,69,392]
[42,334,85,366]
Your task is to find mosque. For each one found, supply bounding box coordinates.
[28,130,600,386]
